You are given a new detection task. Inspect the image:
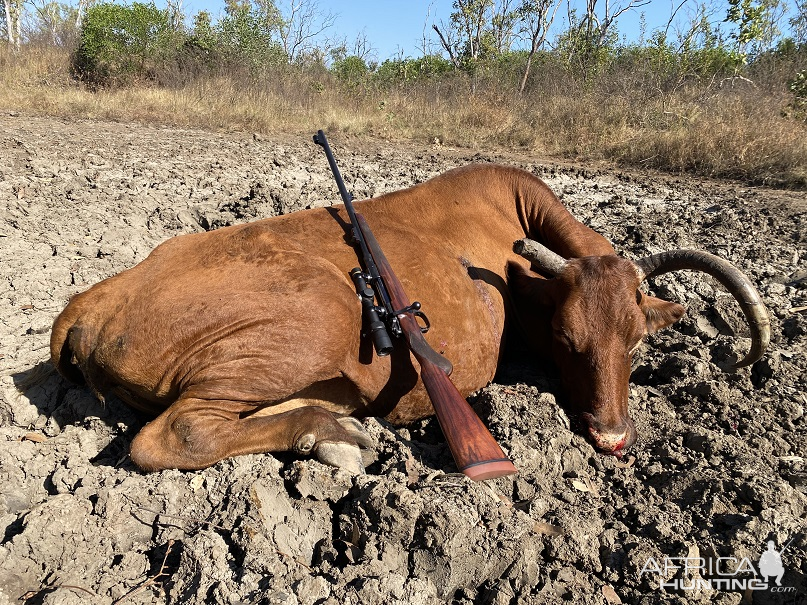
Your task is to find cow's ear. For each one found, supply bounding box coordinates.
[507,261,556,307]
[639,292,685,333]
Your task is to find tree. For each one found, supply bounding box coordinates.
[74,0,92,31]
[165,0,183,30]
[216,0,283,66]
[558,0,649,77]
[2,0,23,50]
[584,0,650,57]
[276,0,335,63]
[432,0,503,67]
[792,0,807,43]
[73,1,181,84]
[724,0,782,62]
[23,0,82,46]
[491,0,518,54]
[517,0,562,92]
[330,54,368,88]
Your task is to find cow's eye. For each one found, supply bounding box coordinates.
[553,328,578,353]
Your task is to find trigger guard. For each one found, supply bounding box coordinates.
[414,310,430,333]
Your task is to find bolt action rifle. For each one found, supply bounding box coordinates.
[314,130,516,481]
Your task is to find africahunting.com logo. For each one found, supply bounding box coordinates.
[640,537,798,593]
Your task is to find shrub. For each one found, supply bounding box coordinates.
[214,1,284,67]
[373,55,453,87]
[72,1,182,86]
[789,69,807,115]
[331,55,368,88]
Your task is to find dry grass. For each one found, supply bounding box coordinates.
[2,46,805,187]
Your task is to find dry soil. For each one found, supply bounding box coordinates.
[1,115,805,605]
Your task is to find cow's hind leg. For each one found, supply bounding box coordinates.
[129,398,371,473]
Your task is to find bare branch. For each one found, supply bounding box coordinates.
[278,0,336,63]
[432,22,461,67]
[663,0,693,40]
[420,1,437,56]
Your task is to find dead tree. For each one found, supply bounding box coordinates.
[3,0,22,51]
[518,0,562,93]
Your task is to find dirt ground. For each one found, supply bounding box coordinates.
[0,115,805,605]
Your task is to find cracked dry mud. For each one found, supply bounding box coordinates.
[0,115,805,605]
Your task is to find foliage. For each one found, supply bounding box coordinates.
[724,0,784,63]
[791,0,807,44]
[433,0,543,72]
[17,0,807,185]
[72,1,181,84]
[789,69,807,116]
[373,55,454,85]
[215,0,284,66]
[330,54,367,88]
[726,0,769,49]
[612,36,738,92]
[554,7,619,79]
[26,1,81,47]
[188,10,216,53]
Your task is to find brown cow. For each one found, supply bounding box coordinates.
[50,164,769,473]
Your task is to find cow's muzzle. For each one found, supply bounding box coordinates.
[582,413,637,455]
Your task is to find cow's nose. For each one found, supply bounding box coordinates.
[583,414,636,455]
[590,428,628,454]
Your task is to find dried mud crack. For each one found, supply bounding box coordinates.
[1,115,805,604]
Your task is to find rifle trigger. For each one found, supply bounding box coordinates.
[393,301,430,333]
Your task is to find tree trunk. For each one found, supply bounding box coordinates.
[75,0,84,30]
[4,0,14,47]
[14,3,20,50]
[519,51,534,94]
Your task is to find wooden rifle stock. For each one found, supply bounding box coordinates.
[356,214,517,481]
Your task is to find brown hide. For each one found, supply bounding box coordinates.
[50,164,654,470]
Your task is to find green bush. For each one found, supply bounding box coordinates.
[373,55,453,87]
[72,1,182,85]
[331,55,368,88]
[214,1,284,67]
[789,69,807,116]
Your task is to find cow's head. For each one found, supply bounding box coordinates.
[509,240,770,455]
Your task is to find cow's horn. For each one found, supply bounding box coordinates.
[634,250,770,369]
[514,239,567,276]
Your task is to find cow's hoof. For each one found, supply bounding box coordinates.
[294,433,316,454]
[316,441,365,475]
[337,417,374,449]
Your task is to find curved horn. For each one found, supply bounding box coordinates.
[635,250,770,369]
[514,239,568,276]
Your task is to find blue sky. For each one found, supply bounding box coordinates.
[180,0,795,61]
[180,0,452,59]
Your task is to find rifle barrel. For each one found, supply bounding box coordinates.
[314,129,396,347]
[313,130,367,255]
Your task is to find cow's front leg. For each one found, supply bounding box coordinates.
[129,398,371,473]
